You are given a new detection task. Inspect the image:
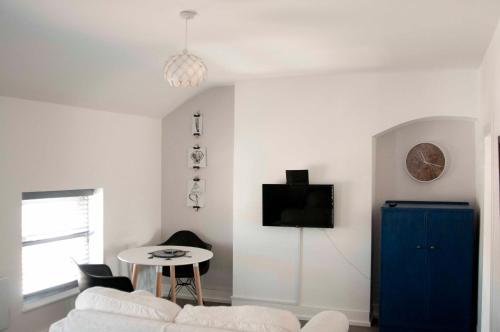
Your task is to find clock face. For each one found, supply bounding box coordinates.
[405,143,446,182]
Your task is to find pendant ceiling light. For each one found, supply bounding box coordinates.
[164,10,207,88]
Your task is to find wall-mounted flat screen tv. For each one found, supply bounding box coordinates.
[262,184,334,228]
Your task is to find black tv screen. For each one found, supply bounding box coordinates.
[262,184,334,228]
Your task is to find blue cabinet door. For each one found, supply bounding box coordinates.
[380,209,428,328]
[427,210,474,331]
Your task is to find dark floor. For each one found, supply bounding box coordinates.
[349,327,378,332]
[175,298,378,331]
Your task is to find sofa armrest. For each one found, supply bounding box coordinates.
[301,311,349,332]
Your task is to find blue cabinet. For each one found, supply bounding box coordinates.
[379,201,476,332]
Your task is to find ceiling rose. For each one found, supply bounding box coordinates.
[164,10,207,88]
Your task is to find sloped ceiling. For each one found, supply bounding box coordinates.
[1,0,499,117]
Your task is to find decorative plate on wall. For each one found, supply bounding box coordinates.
[405,142,446,182]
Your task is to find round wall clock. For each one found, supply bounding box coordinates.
[405,143,446,182]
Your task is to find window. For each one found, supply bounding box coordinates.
[22,189,102,302]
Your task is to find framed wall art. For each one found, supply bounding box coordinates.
[188,145,207,169]
[192,112,202,137]
[187,178,205,210]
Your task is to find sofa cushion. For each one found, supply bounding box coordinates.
[75,287,181,322]
[50,310,172,332]
[165,325,246,332]
[175,305,301,332]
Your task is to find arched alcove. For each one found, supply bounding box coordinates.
[370,116,476,321]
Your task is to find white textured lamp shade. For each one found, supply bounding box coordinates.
[164,50,207,88]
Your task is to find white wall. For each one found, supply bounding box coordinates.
[162,87,234,302]
[478,18,500,332]
[0,97,162,332]
[371,118,476,317]
[232,69,478,325]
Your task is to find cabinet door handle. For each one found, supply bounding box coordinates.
[416,245,422,249]
[429,245,436,250]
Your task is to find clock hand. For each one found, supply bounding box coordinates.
[427,162,443,168]
[419,151,427,163]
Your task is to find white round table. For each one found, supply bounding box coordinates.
[118,246,213,304]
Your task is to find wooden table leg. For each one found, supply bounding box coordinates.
[193,263,203,306]
[155,266,163,298]
[169,266,176,303]
[131,264,139,289]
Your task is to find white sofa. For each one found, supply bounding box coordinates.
[49,287,349,332]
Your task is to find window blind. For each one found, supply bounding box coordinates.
[22,193,92,298]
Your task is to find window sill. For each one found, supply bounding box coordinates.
[22,287,80,313]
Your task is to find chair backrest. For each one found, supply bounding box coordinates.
[75,263,112,292]
[75,263,134,292]
[77,264,113,277]
[160,230,212,250]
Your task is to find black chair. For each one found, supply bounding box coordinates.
[76,263,135,293]
[159,231,212,300]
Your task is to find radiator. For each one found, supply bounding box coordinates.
[0,277,9,330]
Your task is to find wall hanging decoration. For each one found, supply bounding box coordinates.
[187,177,205,210]
[192,112,202,136]
[188,144,207,169]
[187,112,206,211]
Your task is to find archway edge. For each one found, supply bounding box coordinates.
[374,115,476,138]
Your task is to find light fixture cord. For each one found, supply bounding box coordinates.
[184,17,188,51]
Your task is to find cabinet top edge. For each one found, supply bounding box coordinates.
[382,203,473,210]
[385,200,469,206]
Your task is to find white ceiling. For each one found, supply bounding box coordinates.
[1,0,500,118]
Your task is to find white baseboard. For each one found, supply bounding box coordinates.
[231,295,370,327]
[176,288,232,304]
